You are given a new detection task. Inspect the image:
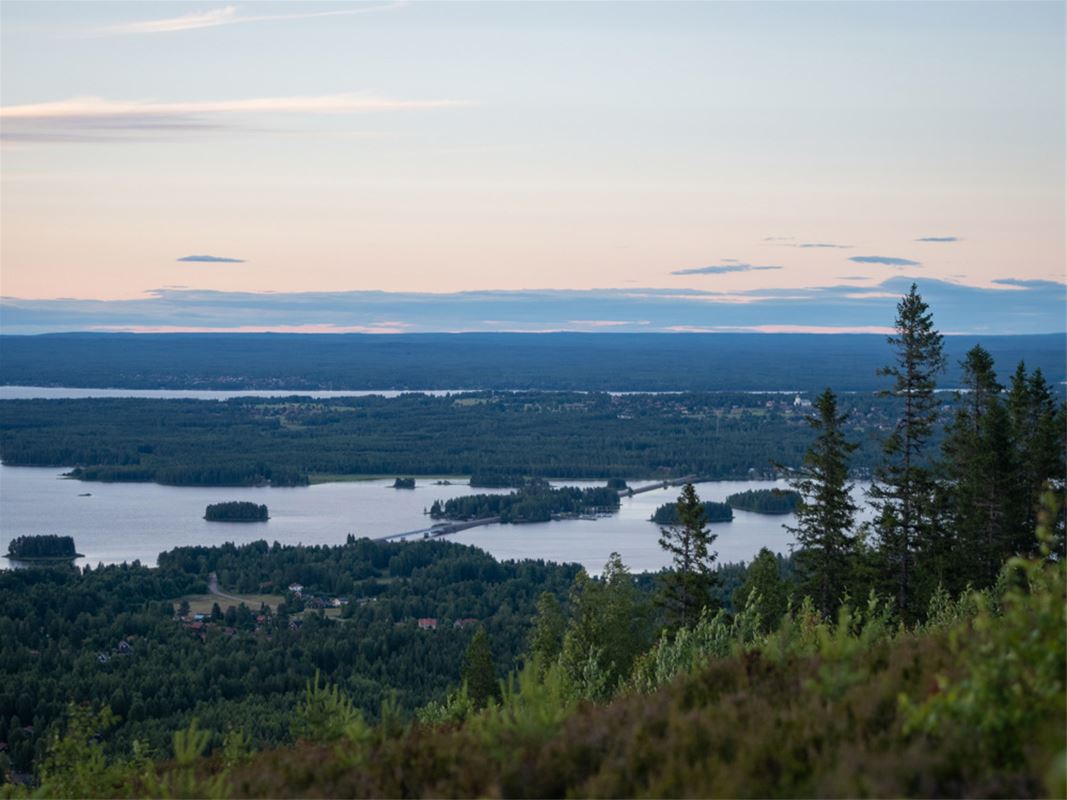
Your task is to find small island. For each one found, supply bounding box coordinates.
[725,488,801,515]
[651,500,733,525]
[606,477,629,491]
[5,534,83,561]
[204,501,269,522]
[431,484,620,524]
[392,477,416,489]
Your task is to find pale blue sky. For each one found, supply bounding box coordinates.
[1,1,1063,332]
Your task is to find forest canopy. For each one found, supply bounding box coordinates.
[0,391,909,487]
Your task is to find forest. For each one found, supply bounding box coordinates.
[430,484,621,524]
[1,331,1063,391]
[0,286,1064,797]
[204,503,269,522]
[0,538,583,777]
[0,390,912,487]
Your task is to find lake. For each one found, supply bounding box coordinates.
[0,386,465,401]
[0,464,875,573]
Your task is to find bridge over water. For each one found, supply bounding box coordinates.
[374,475,698,542]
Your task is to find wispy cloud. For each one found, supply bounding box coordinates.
[672,263,783,275]
[1,93,468,143]
[848,255,921,267]
[568,319,651,328]
[1,94,466,120]
[792,242,852,249]
[94,2,406,36]
[991,278,1057,289]
[177,255,245,264]
[915,236,961,243]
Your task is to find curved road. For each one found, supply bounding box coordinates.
[207,572,243,603]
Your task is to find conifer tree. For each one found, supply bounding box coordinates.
[560,554,652,698]
[528,591,566,670]
[940,345,1015,588]
[1007,363,1066,553]
[869,283,945,619]
[657,483,718,628]
[785,388,858,618]
[462,627,499,708]
[732,547,789,631]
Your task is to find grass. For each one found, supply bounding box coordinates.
[178,593,285,616]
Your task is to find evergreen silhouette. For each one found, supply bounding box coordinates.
[786,388,858,618]
[462,627,500,708]
[657,483,718,628]
[869,283,945,619]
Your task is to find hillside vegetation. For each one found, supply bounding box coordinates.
[16,523,1064,798]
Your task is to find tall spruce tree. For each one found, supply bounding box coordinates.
[462,627,500,708]
[940,345,1015,589]
[1007,363,1067,553]
[869,283,946,619]
[785,388,858,619]
[527,590,566,671]
[657,483,718,628]
[732,547,789,632]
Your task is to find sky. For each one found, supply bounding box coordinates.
[1,1,1064,333]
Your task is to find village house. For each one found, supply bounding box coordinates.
[417,618,438,630]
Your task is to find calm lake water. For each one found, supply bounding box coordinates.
[0,464,873,573]
[0,386,465,401]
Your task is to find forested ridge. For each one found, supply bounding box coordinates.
[1,332,1063,391]
[3,391,918,486]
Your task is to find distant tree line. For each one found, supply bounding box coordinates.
[1,331,1062,391]
[0,390,935,487]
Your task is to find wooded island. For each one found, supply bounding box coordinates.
[204,502,269,522]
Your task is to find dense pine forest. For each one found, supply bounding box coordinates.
[0,391,925,486]
[0,286,1064,797]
